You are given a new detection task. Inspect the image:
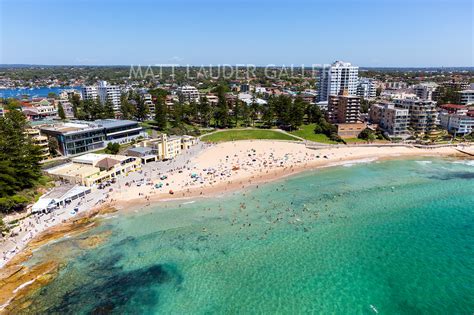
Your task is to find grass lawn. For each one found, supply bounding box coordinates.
[290,124,338,144]
[201,129,301,142]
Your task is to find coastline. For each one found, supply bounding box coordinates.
[0,141,471,311]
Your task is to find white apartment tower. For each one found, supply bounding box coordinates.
[317,61,359,102]
[177,85,200,103]
[81,86,98,101]
[357,78,376,99]
[98,81,121,112]
[413,82,438,101]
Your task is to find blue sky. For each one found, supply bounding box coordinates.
[1,0,473,67]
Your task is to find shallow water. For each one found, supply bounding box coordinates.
[21,158,474,314]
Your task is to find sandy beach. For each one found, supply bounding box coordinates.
[0,140,472,311]
[0,140,470,272]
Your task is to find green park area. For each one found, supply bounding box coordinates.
[201,129,301,142]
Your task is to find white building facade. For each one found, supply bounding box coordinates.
[317,61,359,102]
[98,81,121,112]
[357,78,376,99]
[81,86,98,101]
[177,85,200,103]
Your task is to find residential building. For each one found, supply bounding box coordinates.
[177,85,200,103]
[98,81,121,112]
[143,93,154,118]
[317,61,359,102]
[26,128,50,159]
[57,99,75,118]
[458,90,474,105]
[369,103,409,137]
[357,78,376,99]
[81,86,98,101]
[240,84,250,93]
[394,99,438,135]
[47,153,141,187]
[22,99,58,121]
[413,82,438,101]
[327,92,361,124]
[59,89,81,100]
[203,94,218,106]
[438,104,474,135]
[238,93,267,106]
[385,81,408,90]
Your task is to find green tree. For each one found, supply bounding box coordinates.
[171,102,185,127]
[290,97,307,130]
[104,99,115,119]
[48,137,59,157]
[249,100,260,126]
[0,111,43,213]
[358,128,376,142]
[233,98,241,127]
[305,103,323,123]
[120,93,136,119]
[240,100,250,126]
[214,85,229,127]
[154,95,168,130]
[134,94,149,121]
[376,87,382,97]
[261,102,275,127]
[47,92,57,99]
[69,94,81,118]
[57,103,66,120]
[198,96,212,127]
[105,142,120,154]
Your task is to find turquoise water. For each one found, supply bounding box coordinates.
[22,158,474,314]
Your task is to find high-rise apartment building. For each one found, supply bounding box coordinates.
[327,92,361,124]
[394,99,439,135]
[413,82,438,101]
[98,81,121,112]
[81,86,98,101]
[177,85,200,103]
[369,103,409,136]
[317,61,359,102]
[357,78,376,99]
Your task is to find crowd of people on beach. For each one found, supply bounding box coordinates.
[1,140,466,268]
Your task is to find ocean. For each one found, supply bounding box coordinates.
[17,158,474,314]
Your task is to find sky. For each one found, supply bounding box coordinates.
[0,0,473,67]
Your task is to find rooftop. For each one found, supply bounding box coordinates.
[95,119,138,129]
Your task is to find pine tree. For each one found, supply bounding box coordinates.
[120,93,135,119]
[57,103,66,120]
[104,99,115,118]
[154,96,167,130]
[233,98,241,127]
[134,94,149,121]
[214,85,229,127]
[0,111,42,213]
[199,96,212,127]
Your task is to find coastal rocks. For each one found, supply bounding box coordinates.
[0,260,61,313]
[0,205,117,313]
[77,230,112,249]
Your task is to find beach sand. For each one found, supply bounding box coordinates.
[0,140,469,311]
